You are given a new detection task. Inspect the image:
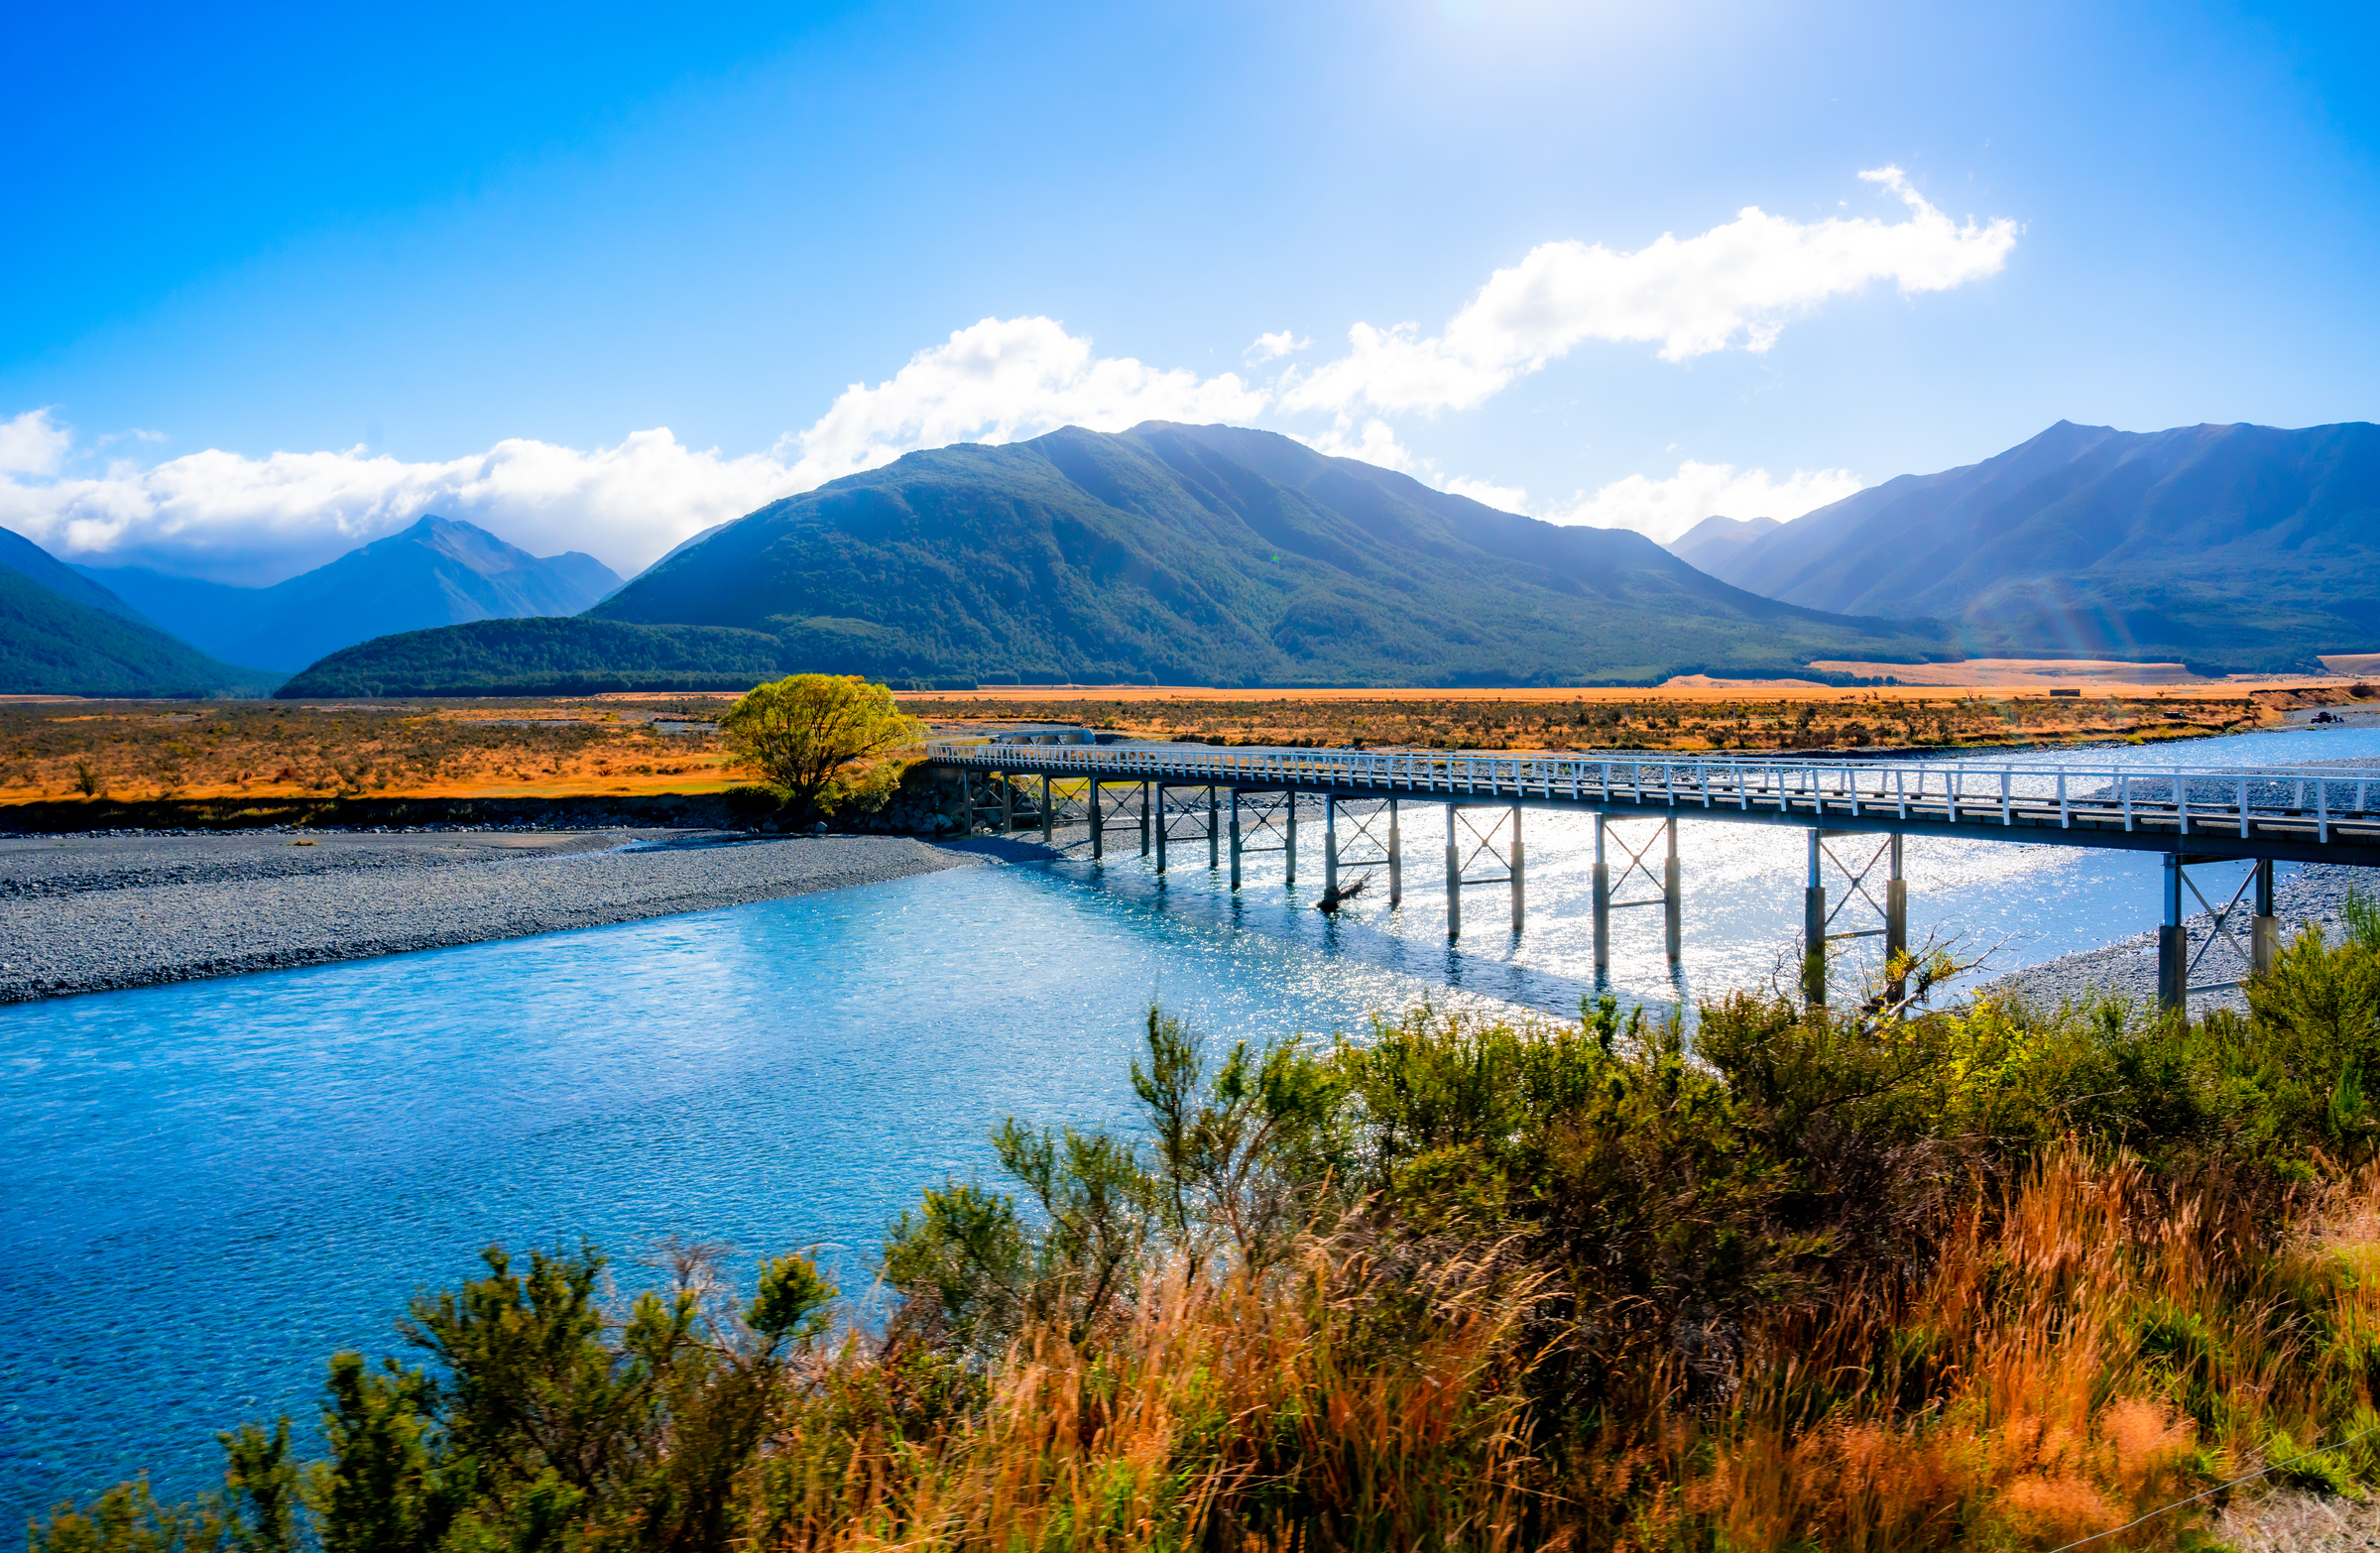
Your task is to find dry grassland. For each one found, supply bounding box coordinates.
[900,682,2368,754]
[1,678,2368,807]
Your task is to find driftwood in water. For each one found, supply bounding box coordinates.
[1314,876,1368,914]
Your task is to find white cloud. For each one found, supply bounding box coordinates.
[0,409,72,477]
[0,317,1267,583]
[1537,460,1865,541]
[783,315,1265,488]
[1282,167,2017,416]
[0,170,1990,583]
[1245,330,1311,362]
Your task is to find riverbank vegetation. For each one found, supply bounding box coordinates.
[37,903,2380,1551]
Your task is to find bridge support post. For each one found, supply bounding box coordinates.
[2158,853,2187,1014]
[1090,779,1103,861]
[1509,804,1524,932]
[1885,835,1907,965]
[1285,794,1297,886]
[2252,857,2278,978]
[1000,774,1012,834]
[1662,817,1682,964]
[1153,783,1168,873]
[1803,829,1828,1008]
[1229,790,1242,892]
[1387,799,1402,906]
[1445,804,1461,939]
[1324,796,1339,897]
[1208,788,1220,870]
[1140,782,1150,858]
[1040,775,1052,845]
[1593,814,1611,972]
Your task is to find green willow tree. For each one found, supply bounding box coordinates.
[718,674,926,814]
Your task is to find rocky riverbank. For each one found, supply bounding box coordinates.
[0,828,1000,1005]
[1977,860,2369,1014]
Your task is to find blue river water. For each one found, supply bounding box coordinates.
[5,722,2378,1520]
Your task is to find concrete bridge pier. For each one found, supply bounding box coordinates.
[1593,815,1683,974]
[1208,788,1221,870]
[1323,796,1339,897]
[1796,842,1833,1007]
[1040,776,1053,845]
[2252,857,2278,977]
[1388,799,1402,906]
[1229,789,1243,892]
[2159,853,2186,1013]
[1089,778,1104,861]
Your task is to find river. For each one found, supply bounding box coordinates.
[5,722,2377,1519]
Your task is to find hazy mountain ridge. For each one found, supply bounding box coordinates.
[0,553,280,697]
[82,517,621,672]
[1669,420,2380,670]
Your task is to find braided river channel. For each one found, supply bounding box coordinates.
[7,722,2380,1519]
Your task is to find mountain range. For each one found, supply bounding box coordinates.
[0,533,277,696]
[1666,420,2380,672]
[79,516,620,672]
[282,422,1945,695]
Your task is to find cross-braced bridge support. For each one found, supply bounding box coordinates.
[1085,778,1150,861]
[2159,854,2279,1013]
[1152,784,1223,873]
[1321,796,1403,906]
[1593,815,1682,972]
[1445,803,1522,939]
[1228,790,1298,890]
[1803,830,1908,1008]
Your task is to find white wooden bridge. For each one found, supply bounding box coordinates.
[925,740,2380,1010]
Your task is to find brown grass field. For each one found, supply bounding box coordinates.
[0,675,2368,807]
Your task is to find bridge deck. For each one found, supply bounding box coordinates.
[926,742,2380,867]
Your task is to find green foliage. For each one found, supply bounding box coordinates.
[716,674,924,815]
[580,422,1944,687]
[46,917,2380,1552]
[275,618,790,698]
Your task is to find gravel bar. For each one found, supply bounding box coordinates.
[0,829,995,1005]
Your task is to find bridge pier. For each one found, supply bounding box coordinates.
[2159,853,2186,1013]
[1389,799,1402,906]
[1805,831,1828,1007]
[1594,814,1682,973]
[1140,781,1151,858]
[1324,796,1339,897]
[1209,787,1220,870]
[1089,778,1103,861]
[1154,783,1168,873]
[1445,804,1460,938]
[1001,776,1012,834]
[1040,775,1052,845]
[1443,802,1522,940]
[2252,857,2278,977]
[1804,829,1909,1009]
[1229,789,1242,891]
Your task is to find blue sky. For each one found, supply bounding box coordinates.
[2,0,2374,582]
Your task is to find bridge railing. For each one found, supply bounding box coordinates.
[924,741,2379,840]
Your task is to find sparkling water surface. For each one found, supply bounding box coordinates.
[7,723,2378,1519]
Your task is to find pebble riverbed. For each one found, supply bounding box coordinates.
[0,828,996,1004]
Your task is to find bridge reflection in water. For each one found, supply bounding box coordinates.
[927,741,2380,1012]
